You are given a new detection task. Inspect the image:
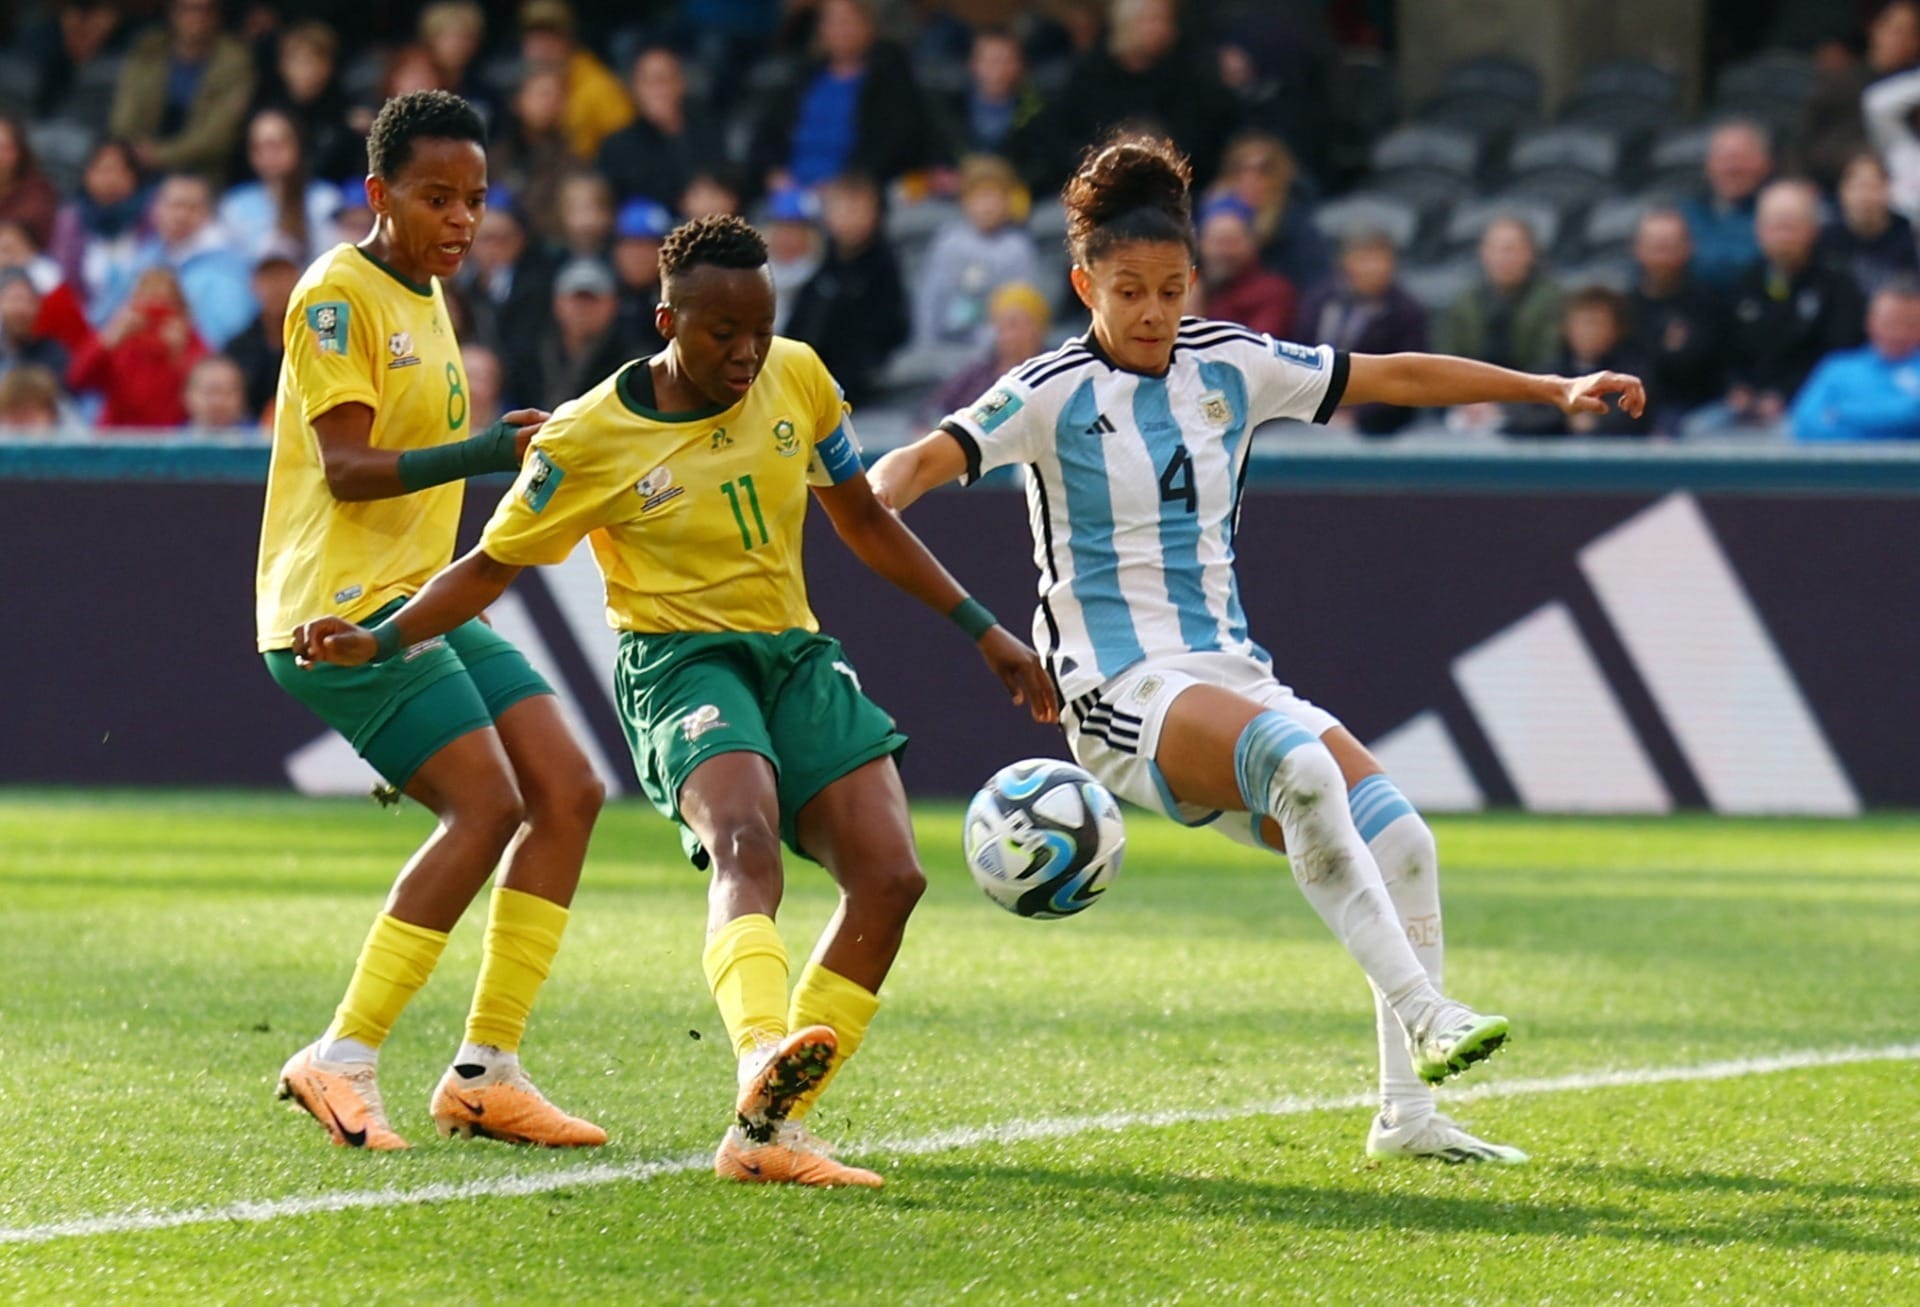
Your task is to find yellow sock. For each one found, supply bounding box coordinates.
[463,886,571,1052]
[326,913,450,1048]
[784,962,881,1121]
[702,913,790,1058]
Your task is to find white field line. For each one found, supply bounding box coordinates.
[3,1041,1916,1248]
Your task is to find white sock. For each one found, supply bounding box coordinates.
[1234,714,1440,1028]
[316,1034,378,1065]
[453,1042,519,1078]
[1352,775,1444,1124]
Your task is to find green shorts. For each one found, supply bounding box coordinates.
[264,597,553,788]
[614,628,908,867]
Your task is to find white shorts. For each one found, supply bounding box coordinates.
[1061,651,1343,836]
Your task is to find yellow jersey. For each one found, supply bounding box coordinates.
[480,338,864,635]
[255,244,471,650]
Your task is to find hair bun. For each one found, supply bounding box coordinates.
[1062,133,1195,263]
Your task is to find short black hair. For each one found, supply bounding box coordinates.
[365,90,487,181]
[659,214,768,286]
[1063,132,1195,265]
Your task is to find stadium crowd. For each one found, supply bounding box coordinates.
[2,0,1920,442]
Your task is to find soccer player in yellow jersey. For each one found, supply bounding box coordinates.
[297,215,1058,1187]
[258,91,606,1152]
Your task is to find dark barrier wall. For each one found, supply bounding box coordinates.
[4,451,1916,812]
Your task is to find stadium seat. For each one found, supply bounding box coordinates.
[1397,251,1480,312]
[1568,58,1683,109]
[1312,191,1423,252]
[26,120,95,195]
[1554,255,1636,293]
[1580,192,1664,261]
[1028,197,1069,246]
[1713,50,1818,135]
[0,53,40,116]
[1442,194,1564,257]
[1432,54,1543,115]
[1644,124,1713,199]
[885,195,961,248]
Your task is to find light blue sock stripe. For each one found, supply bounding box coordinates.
[1350,775,1417,842]
[1234,712,1320,815]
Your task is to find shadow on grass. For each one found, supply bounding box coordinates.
[895,1156,1920,1258]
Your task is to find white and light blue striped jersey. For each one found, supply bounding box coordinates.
[940,317,1348,701]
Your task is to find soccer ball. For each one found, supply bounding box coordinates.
[962,759,1126,919]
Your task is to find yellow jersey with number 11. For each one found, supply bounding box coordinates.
[480,337,864,635]
[255,244,472,651]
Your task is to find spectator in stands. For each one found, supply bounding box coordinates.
[1505,287,1653,437]
[0,270,69,382]
[461,341,505,428]
[518,0,634,160]
[490,66,576,244]
[330,178,374,245]
[223,247,299,418]
[1792,276,1920,440]
[921,280,1050,427]
[256,21,363,185]
[66,264,207,428]
[0,116,61,251]
[375,44,452,109]
[913,154,1039,348]
[218,109,342,264]
[109,0,256,184]
[1195,193,1295,339]
[748,0,941,196]
[1692,180,1866,434]
[0,364,67,432]
[1212,129,1328,291]
[1820,150,1920,296]
[785,171,907,405]
[554,170,617,260]
[182,353,250,431]
[1052,0,1243,188]
[933,27,1060,194]
[1627,208,1729,432]
[48,139,148,314]
[1435,217,1563,373]
[26,1,125,133]
[117,173,255,350]
[1294,230,1428,435]
[0,221,64,295]
[510,257,627,410]
[609,197,671,355]
[596,46,723,209]
[460,201,556,358]
[1799,0,1920,191]
[679,168,745,219]
[420,1,499,129]
[1683,120,1772,291]
[764,187,821,333]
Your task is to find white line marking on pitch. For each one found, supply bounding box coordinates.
[3,1042,1915,1248]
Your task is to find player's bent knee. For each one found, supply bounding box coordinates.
[706,817,784,887]
[450,776,526,852]
[854,861,926,920]
[1274,740,1344,817]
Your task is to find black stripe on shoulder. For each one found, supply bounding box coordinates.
[938,420,983,484]
[1013,343,1090,385]
[1178,324,1267,350]
[1311,350,1352,425]
[1023,352,1098,389]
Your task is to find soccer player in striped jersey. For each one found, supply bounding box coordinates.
[259,91,606,1151]
[872,135,1646,1165]
[294,215,1056,1187]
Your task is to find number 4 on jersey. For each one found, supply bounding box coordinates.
[1158,444,1196,513]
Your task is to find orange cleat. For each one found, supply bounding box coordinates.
[734,1024,837,1134]
[713,1121,883,1188]
[429,1063,607,1147]
[276,1043,410,1151]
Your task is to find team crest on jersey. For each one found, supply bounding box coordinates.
[709,426,733,451]
[387,331,420,368]
[773,417,799,457]
[307,302,349,355]
[635,465,685,512]
[680,704,726,741]
[522,450,565,513]
[1272,339,1323,370]
[969,387,1023,433]
[1199,391,1233,427]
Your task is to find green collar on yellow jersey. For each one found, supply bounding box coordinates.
[616,359,732,423]
[351,244,433,298]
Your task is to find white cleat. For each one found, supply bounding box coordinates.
[1366,1111,1529,1165]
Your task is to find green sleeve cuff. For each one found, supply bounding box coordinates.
[395,420,521,491]
[948,596,998,641]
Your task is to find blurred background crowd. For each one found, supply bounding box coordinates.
[2,0,1919,443]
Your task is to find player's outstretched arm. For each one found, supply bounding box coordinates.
[867,430,969,512]
[1341,353,1647,418]
[293,547,523,668]
[312,402,551,502]
[812,473,1058,724]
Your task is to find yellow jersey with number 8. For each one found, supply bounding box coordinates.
[255,244,472,651]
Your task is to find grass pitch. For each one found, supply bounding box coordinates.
[1,792,1916,1304]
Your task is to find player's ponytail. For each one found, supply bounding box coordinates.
[1063,133,1195,266]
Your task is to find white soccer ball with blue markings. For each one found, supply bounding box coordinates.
[963,759,1126,919]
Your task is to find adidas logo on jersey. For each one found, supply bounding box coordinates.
[1084,413,1117,436]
